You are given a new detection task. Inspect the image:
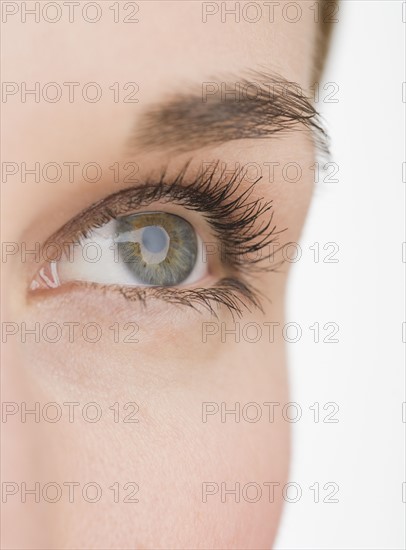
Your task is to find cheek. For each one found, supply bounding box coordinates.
[3,289,289,549]
[56,366,289,549]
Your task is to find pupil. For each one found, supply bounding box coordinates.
[142,226,167,254]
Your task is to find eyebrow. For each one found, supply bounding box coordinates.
[131,69,329,155]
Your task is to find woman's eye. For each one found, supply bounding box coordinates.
[28,168,281,315]
[31,211,207,291]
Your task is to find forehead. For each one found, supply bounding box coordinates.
[2,1,317,88]
[2,1,318,192]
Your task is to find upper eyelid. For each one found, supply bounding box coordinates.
[44,173,218,246]
[43,162,245,245]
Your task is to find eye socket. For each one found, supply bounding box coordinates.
[31,211,207,291]
[28,165,285,317]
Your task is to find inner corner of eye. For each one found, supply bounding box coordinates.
[31,210,212,292]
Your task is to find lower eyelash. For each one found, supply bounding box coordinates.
[84,277,265,319]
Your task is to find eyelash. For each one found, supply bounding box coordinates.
[38,163,287,318]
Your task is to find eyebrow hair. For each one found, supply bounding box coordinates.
[131,69,329,156]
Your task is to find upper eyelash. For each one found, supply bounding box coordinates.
[48,161,287,274]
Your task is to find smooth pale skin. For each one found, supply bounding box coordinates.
[1,2,319,548]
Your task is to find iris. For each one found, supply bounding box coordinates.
[115,212,198,286]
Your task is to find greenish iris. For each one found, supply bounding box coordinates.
[115,212,198,286]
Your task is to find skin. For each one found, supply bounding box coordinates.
[1,2,321,548]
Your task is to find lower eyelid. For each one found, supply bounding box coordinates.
[80,277,262,318]
[28,274,263,321]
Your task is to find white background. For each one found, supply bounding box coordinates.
[275,1,405,549]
